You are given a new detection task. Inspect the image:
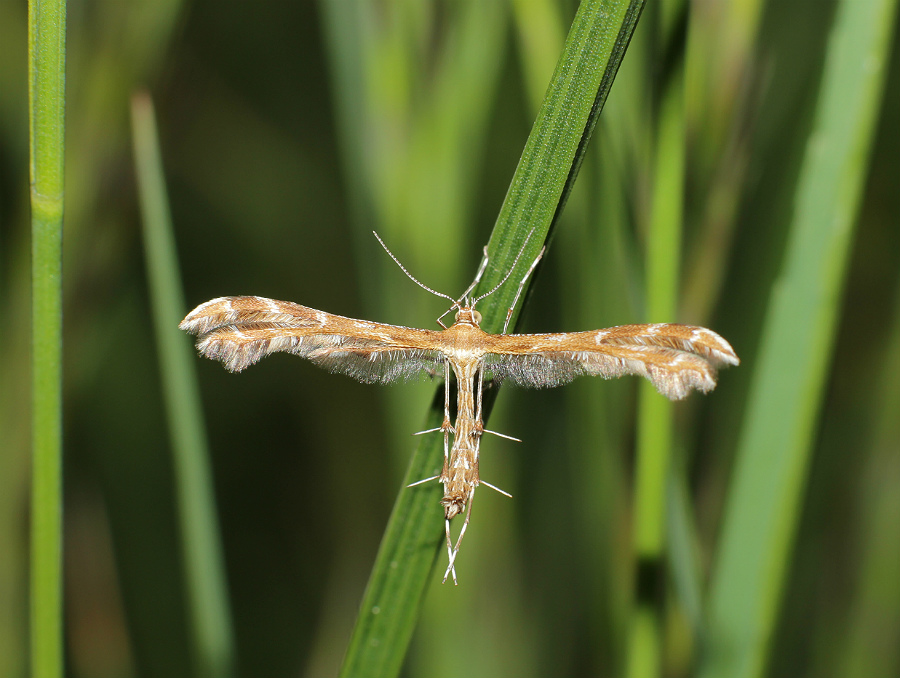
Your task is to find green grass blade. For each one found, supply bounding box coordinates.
[838,275,900,677]
[28,1,66,676]
[339,2,645,676]
[477,0,645,327]
[699,0,900,675]
[131,92,235,678]
[629,54,685,678]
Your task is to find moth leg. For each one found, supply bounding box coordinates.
[437,246,490,327]
[502,246,545,334]
[407,475,440,488]
[481,479,512,497]
[472,226,540,308]
[442,361,452,462]
[483,428,521,442]
[412,426,448,436]
[409,362,454,487]
[442,361,458,585]
[497,248,542,335]
[442,491,475,585]
[414,363,451,438]
[473,368,520,441]
[444,518,458,585]
[475,364,484,423]
[458,246,490,303]
[435,307,454,329]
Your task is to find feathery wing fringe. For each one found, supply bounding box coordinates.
[180,296,444,382]
[483,324,739,400]
[181,297,738,399]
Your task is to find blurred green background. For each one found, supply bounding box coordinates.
[3,0,900,677]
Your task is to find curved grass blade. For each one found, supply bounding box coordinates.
[699,0,900,675]
[339,2,646,677]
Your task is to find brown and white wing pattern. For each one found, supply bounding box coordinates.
[180,296,445,383]
[482,323,739,400]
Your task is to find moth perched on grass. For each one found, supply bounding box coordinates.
[180,234,739,583]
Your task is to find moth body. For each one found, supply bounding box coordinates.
[180,247,739,584]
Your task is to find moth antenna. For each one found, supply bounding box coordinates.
[473,227,540,305]
[373,231,456,304]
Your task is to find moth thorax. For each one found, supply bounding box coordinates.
[455,308,482,326]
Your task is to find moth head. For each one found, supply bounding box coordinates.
[454,307,482,326]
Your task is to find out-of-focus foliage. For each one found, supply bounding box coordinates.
[2,1,898,677]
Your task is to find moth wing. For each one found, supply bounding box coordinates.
[483,324,739,400]
[180,296,445,383]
